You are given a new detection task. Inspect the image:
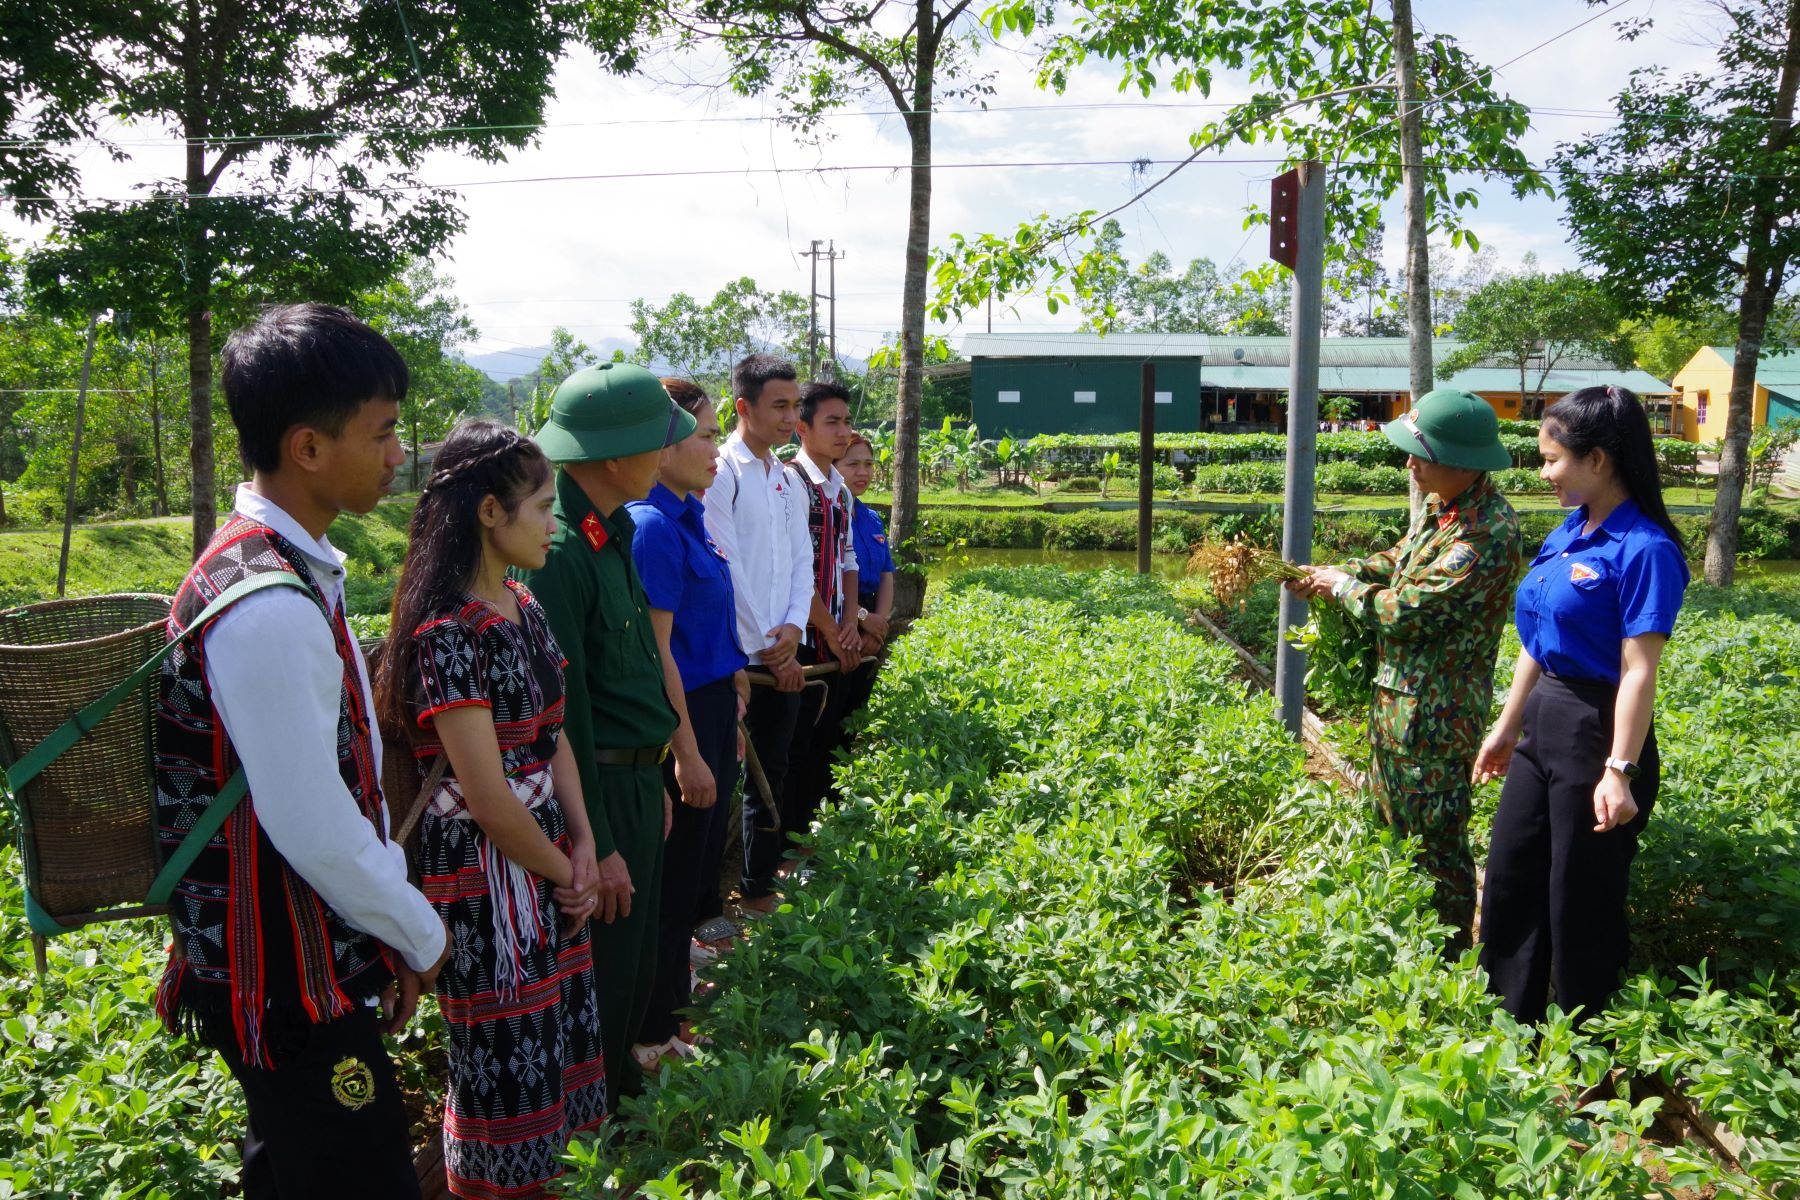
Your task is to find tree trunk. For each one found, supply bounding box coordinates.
[149,337,169,517]
[57,315,102,598]
[1705,0,1799,587]
[1392,0,1431,518]
[184,14,217,559]
[889,0,933,598]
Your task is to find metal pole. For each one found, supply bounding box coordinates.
[57,313,103,599]
[1275,161,1326,736]
[808,239,821,379]
[1138,361,1155,574]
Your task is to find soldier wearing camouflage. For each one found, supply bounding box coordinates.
[1307,389,1523,952]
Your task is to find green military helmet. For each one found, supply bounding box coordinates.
[1380,387,1512,472]
[534,362,697,464]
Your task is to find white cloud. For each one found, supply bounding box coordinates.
[2,0,1729,362]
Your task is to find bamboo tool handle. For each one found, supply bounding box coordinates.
[747,662,841,686]
[740,718,780,832]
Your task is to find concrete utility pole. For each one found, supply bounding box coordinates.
[1138,361,1156,574]
[1272,162,1326,736]
[802,239,846,379]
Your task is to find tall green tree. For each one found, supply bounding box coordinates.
[629,277,811,393]
[358,262,490,489]
[1437,271,1629,418]
[1071,219,1292,335]
[931,1,1544,366]
[1556,0,1800,585]
[591,0,999,568]
[4,2,584,556]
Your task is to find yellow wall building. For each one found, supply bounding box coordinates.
[1670,346,1800,442]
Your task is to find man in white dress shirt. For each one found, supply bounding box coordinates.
[702,353,812,913]
[154,304,448,1199]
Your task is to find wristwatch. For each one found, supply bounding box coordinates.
[1603,756,1640,779]
[857,606,870,621]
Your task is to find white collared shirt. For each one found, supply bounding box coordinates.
[789,447,859,576]
[703,432,815,654]
[201,484,445,973]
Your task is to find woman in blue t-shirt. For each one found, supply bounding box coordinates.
[1474,386,1689,1026]
[837,433,897,721]
[626,378,750,1065]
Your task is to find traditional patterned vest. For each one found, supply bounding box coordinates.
[154,516,391,1066]
[786,464,850,643]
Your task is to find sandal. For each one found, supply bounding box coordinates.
[693,915,741,945]
[631,1037,700,1070]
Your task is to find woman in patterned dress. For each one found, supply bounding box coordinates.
[375,420,607,1199]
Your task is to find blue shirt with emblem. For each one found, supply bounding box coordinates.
[1514,498,1689,685]
[850,500,897,609]
[627,482,749,691]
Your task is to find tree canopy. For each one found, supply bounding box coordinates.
[1437,270,1630,417]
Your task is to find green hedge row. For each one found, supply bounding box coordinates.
[561,567,1798,1197]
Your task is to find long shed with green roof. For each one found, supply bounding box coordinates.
[964,333,1672,438]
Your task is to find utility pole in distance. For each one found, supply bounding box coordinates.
[801,239,846,379]
[1270,161,1326,736]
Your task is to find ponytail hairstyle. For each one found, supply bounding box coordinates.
[375,419,552,741]
[1541,385,1686,552]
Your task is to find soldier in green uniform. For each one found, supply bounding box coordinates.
[1289,388,1523,953]
[526,363,697,1096]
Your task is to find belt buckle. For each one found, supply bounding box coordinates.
[656,744,671,765]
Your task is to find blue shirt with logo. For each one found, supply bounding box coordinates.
[850,501,897,609]
[1514,499,1689,685]
[627,483,749,691]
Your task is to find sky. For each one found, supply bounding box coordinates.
[3,0,1726,380]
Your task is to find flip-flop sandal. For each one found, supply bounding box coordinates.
[693,916,741,945]
[689,939,719,967]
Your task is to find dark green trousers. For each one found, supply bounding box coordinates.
[587,762,665,1098]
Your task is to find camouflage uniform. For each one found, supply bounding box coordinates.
[1334,475,1522,950]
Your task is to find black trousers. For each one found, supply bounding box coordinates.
[640,676,739,1044]
[1479,675,1659,1026]
[741,671,801,899]
[203,1004,420,1200]
[783,642,851,839]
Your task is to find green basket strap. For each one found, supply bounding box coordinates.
[2,571,308,794]
[144,766,248,907]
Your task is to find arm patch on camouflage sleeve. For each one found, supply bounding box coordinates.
[1438,540,1478,578]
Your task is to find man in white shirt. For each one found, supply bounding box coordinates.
[155,304,448,1200]
[783,380,864,830]
[702,353,812,912]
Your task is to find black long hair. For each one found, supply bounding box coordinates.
[1541,385,1686,552]
[375,419,551,741]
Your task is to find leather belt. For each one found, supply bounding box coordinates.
[594,744,670,768]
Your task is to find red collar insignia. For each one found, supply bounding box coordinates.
[580,510,608,552]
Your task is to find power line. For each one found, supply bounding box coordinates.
[14,153,1796,207]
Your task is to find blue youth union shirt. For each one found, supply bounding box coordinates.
[851,502,897,608]
[627,483,749,691]
[1513,498,1689,685]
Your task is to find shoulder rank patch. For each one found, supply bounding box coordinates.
[1438,540,1478,578]
[580,510,608,552]
[1570,561,1599,583]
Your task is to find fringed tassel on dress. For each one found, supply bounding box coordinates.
[480,837,545,1000]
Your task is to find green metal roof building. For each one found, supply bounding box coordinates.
[963,333,1673,437]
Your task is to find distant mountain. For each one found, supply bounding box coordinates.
[461,339,870,384]
[462,338,639,382]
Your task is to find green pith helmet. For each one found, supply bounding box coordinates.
[1380,387,1512,472]
[534,362,697,464]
